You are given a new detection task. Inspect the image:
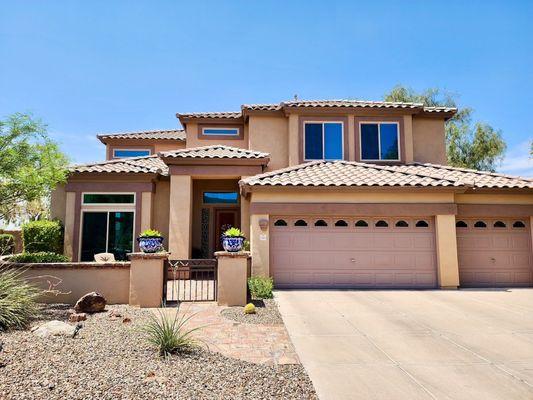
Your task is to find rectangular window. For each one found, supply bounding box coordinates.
[113,149,151,158]
[202,128,239,136]
[304,122,343,160]
[83,194,135,205]
[360,122,400,161]
[203,191,239,204]
[80,211,134,261]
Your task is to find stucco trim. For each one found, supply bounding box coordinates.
[354,116,406,164]
[457,204,533,217]
[169,165,264,177]
[249,202,457,216]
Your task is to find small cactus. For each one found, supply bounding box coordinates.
[243,303,256,314]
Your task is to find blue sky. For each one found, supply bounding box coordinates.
[1,0,532,175]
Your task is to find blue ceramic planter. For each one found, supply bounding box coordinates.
[137,236,164,253]
[222,236,244,252]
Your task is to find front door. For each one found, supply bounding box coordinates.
[214,208,240,252]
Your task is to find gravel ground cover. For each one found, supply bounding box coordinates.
[0,304,316,400]
[221,299,284,325]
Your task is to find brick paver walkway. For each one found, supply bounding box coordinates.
[158,302,300,365]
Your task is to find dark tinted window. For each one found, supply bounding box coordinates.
[375,220,388,227]
[474,221,487,228]
[274,219,287,226]
[294,219,308,227]
[315,219,328,227]
[335,220,348,227]
[83,194,134,204]
[455,221,468,228]
[395,220,409,227]
[355,220,368,227]
[361,123,379,160]
[513,221,526,228]
[304,123,323,160]
[493,221,506,228]
[416,220,429,228]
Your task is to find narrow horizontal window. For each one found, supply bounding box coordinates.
[113,149,151,158]
[355,220,368,227]
[203,192,239,204]
[304,122,343,161]
[335,220,348,227]
[416,220,429,228]
[513,221,526,228]
[474,221,487,228]
[360,122,399,161]
[274,219,287,226]
[202,127,239,136]
[83,193,135,204]
[455,221,468,228]
[294,219,308,227]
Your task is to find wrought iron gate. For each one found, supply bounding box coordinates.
[164,259,217,303]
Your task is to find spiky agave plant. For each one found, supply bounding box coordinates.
[142,305,204,357]
[0,267,41,330]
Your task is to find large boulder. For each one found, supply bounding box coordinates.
[32,320,76,338]
[74,292,107,313]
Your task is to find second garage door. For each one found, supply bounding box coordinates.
[270,216,437,289]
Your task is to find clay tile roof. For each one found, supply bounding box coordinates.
[241,161,533,189]
[70,155,169,175]
[176,111,242,119]
[159,145,270,160]
[242,103,283,111]
[281,99,425,110]
[97,129,186,141]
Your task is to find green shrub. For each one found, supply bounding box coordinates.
[248,276,274,299]
[143,306,203,357]
[9,252,70,263]
[22,220,64,254]
[0,268,41,330]
[223,227,244,238]
[139,229,163,237]
[0,233,15,255]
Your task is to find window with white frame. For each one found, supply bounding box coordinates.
[304,122,343,160]
[79,193,136,261]
[202,127,240,136]
[360,122,400,161]
[113,149,151,158]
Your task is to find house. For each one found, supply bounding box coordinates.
[50,99,533,289]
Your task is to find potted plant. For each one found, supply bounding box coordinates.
[221,227,245,252]
[137,229,164,253]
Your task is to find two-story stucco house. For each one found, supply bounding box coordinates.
[50,100,533,289]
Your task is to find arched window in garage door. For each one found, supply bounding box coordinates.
[274,219,287,227]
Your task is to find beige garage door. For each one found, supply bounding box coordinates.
[270,216,437,289]
[456,218,533,287]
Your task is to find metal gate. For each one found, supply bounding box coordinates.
[164,259,217,303]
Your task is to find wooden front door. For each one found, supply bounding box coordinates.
[214,208,240,252]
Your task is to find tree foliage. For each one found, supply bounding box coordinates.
[0,113,69,223]
[383,85,506,171]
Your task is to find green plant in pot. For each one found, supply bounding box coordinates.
[221,227,245,252]
[137,229,164,253]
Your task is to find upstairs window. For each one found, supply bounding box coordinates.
[113,149,151,158]
[202,127,239,136]
[360,122,400,161]
[304,122,343,160]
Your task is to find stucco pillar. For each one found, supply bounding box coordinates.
[240,193,250,240]
[140,191,153,232]
[435,214,460,289]
[288,114,299,166]
[63,192,76,260]
[250,213,269,277]
[168,175,192,258]
[215,251,251,306]
[128,252,169,307]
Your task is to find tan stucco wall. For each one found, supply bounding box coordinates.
[288,114,299,166]
[140,192,153,232]
[154,142,186,153]
[250,213,269,277]
[50,184,66,223]
[63,192,76,259]
[216,252,250,306]
[168,175,192,258]
[248,115,289,171]
[455,194,533,205]
[403,115,414,163]
[153,180,170,247]
[23,266,130,304]
[435,214,460,288]
[185,122,249,149]
[129,254,166,307]
[412,117,447,164]
[251,190,455,204]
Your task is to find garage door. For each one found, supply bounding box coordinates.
[270,217,437,289]
[456,218,533,287]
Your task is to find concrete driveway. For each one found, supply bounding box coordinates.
[276,289,533,400]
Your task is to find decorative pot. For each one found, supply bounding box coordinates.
[222,236,244,252]
[137,236,164,253]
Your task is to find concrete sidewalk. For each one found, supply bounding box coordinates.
[276,289,533,400]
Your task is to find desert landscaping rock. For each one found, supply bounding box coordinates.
[1,304,317,399]
[221,299,284,325]
[31,320,76,338]
[68,313,87,323]
[74,291,107,313]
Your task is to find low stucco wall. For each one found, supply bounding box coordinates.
[12,262,131,305]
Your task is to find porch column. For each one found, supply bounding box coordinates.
[140,191,153,232]
[435,214,460,289]
[63,192,76,260]
[250,213,269,277]
[168,175,192,258]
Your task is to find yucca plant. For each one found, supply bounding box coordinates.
[0,267,41,330]
[142,306,204,357]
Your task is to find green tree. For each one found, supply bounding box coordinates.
[0,113,68,223]
[383,85,506,172]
